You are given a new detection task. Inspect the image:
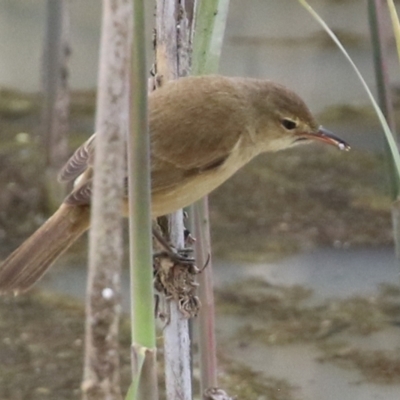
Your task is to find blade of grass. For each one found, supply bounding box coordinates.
[387,0,400,63]
[125,348,145,400]
[368,0,398,198]
[297,0,400,190]
[384,0,400,258]
[192,0,230,75]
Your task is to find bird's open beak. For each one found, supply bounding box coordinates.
[299,126,350,151]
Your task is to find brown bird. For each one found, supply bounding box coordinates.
[0,75,349,293]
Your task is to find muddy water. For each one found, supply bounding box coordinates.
[38,246,400,400]
[214,249,400,400]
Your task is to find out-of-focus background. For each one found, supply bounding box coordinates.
[0,1,399,399]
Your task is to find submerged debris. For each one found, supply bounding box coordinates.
[217,278,400,384]
[219,359,301,400]
[318,342,400,384]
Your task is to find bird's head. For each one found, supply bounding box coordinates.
[248,80,350,153]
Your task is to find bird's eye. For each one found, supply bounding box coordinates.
[281,118,297,130]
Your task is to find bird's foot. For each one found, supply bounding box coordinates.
[153,249,201,319]
[203,388,235,400]
[153,247,196,267]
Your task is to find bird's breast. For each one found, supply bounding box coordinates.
[150,140,257,217]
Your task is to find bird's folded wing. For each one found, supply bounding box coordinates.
[150,144,235,193]
[64,176,93,205]
[149,86,245,192]
[58,134,95,182]
[59,75,248,202]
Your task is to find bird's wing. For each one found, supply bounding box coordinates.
[64,177,93,205]
[59,134,95,206]
[61,76,249,201]
[150,140,238,193]
[61,123,241,204]
[149,79,247,192]
[58,134,95,182]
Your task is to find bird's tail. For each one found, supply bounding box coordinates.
[0,204,90,294]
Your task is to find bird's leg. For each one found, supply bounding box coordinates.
[151,226,195,265]
[182,210,196,246]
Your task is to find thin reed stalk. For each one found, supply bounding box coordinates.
[190,0,230,395]
[83,0,131,399]
[368,0,398,198]
[42,0,69,208]
[298,0,400,260]
[154,1,196,399]
[297,0,400,180]
[126,0,158,398]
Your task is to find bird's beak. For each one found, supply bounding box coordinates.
[299,126,350,151]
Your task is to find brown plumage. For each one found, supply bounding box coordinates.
[0,75,349,293]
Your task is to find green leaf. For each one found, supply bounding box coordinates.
[297,0,400,192]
